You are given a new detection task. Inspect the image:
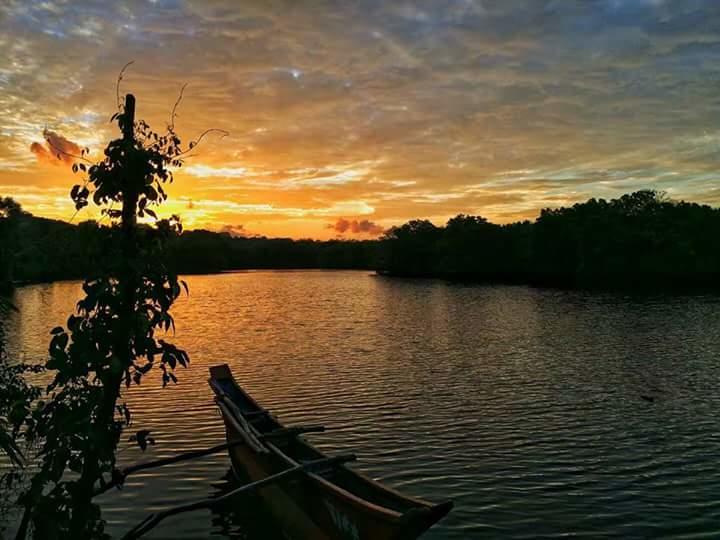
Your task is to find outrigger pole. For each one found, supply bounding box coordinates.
[95,424,326,496]
[121,453,357,540]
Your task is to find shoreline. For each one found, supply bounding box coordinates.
[8,268,720,296]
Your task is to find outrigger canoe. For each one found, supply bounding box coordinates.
[208,364,452,540]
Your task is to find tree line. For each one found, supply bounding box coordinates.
[381,190,720,289]
[0,199,378,285]
[3,189,720,290]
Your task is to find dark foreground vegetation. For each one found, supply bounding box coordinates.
[1,89,196,539]
[3,190,720,290]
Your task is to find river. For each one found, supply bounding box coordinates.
[3,271,720,538]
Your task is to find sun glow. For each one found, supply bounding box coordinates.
[2,1,720,238]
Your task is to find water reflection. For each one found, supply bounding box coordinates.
[208,469,284,539]
[3,271,720,538]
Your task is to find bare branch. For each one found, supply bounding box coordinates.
[116,61,135,112]
[44,137,94,164]
[168,83,188,133]
[176,129,229,157]
[66,208,82,226]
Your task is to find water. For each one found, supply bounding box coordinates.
[4,270,720,539]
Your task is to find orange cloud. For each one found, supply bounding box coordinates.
[30,129,82,165]
[330,218,384,236]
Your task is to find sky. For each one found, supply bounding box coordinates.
[2,0,720,239]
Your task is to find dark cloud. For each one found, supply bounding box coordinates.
[330,218,384,236]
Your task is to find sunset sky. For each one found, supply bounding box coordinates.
[2,1,720,239]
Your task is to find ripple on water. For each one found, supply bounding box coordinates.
[4,272,720,539]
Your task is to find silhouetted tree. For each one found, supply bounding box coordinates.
[0,212,381,283]
[382,219,441,274]
[0,197,28,287]
[380,190,720,289]
[6,189,720,291]
[11,89,202,539]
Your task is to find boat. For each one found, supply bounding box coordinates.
[208,364,452,540]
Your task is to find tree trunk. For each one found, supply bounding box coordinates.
[69,94,138,539]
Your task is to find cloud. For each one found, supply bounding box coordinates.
[5,0,720,236]
[219,223,246,237]
[330,218,384,236]
[184,165,248,178]
[30,129,82,165]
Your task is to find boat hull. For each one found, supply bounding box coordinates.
[220,416,416,540]
[210,364,452,540]
[222,420,332,539]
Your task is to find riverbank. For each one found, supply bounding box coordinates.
[376,269,720,293]
[10,267,720,295]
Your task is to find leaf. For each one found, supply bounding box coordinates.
[0,428,25,467]
[50,332,69,351]
[145,208,157,219]
[115,405,132,428]
[138,362,153,374]
[129,429,153,452]
[177,350,189,368]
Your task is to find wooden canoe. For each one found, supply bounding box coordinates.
[208,364,452,540]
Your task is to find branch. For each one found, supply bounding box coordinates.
[120,454,356,540]
[93,440,244,497]
[176,128,229,158]
[44,137,94,165]
[116,61,135,112]
[65,207,82,226]
[168,83,188,133]
[95,425,325,496]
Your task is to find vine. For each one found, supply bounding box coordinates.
[11,80,221,539]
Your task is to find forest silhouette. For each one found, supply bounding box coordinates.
[382,190,720,289]
[3,189,720,290]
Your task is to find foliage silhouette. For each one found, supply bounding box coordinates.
[381,190,720,289]
[0,298,40,470]
[0,282,41,540]
[0,205,379,283]
[4,190,720,291]
[8,89,203,539]
[0,197,28,288]
[0,201,41,518]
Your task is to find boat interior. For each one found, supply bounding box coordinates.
[210,373,430,515]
